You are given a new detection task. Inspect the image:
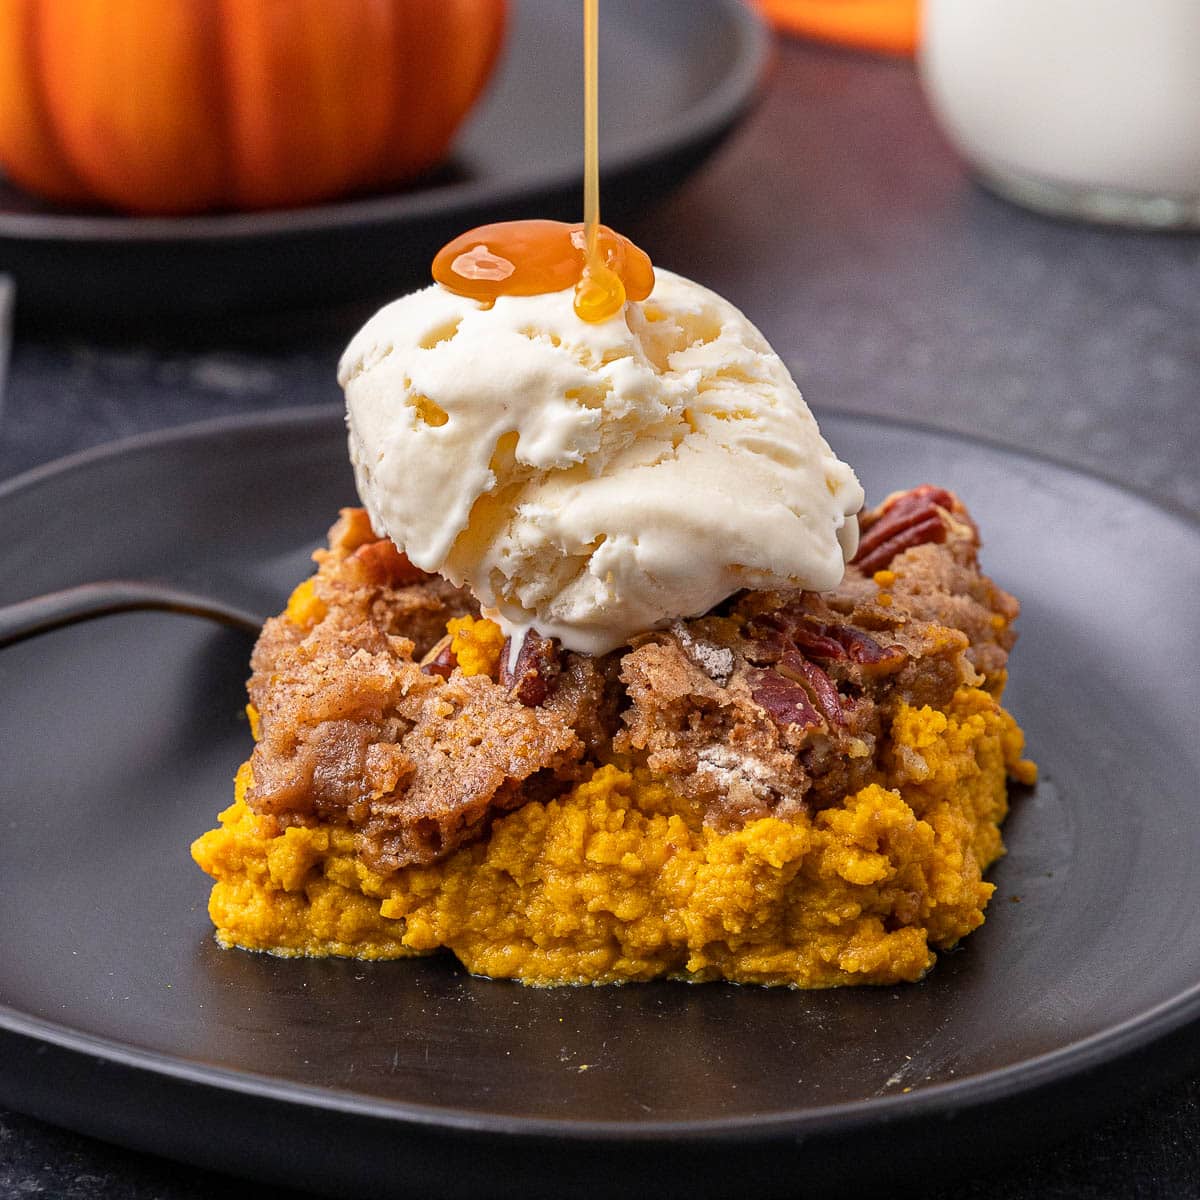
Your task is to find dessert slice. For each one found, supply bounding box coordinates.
[192,485,1034,987]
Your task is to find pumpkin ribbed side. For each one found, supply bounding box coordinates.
[382,0,509,184]
[0,0,94,203]
[36,0,228,214]
[0,0,508,215]
[219,0,400,211]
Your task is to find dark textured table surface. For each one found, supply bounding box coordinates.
[2,33,1199,1200]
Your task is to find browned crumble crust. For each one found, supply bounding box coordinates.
[245,486,1020,872]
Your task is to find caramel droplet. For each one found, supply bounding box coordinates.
[574,256,627,324]
[432,219,653,322]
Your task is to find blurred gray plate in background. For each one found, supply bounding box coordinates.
[0,0,767,330]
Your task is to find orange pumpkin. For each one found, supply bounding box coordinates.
[0,0,507,214]
[754,0,917,56]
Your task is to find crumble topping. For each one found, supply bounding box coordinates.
[241,488,1027,873]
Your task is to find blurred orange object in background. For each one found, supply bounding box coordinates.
[0,0,507,215]
[753,0,917,56]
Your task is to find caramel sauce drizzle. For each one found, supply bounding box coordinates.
[432,0,653,322]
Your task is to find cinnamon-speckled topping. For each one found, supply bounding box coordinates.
[243,487,1019,871]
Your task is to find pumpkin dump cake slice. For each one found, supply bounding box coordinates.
[194,263,1032,986]
[192,486,1034,987]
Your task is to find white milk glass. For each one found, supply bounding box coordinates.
[919,0,1200,227]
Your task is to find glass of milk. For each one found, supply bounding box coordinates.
[919,0,1200,227]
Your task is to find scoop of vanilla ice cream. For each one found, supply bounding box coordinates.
[339,269,863,656]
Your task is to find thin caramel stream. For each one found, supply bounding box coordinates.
[431,0,652,322]
[576,0,625,320]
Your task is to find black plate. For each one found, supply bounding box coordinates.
[1,409,1199,1200]
[0,0,767,328]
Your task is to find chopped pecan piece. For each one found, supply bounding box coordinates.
[853,485,956,574]
[749,667,823,733]
[742,615,792,665]
[781,615,905,675]
[351,537,429,588]
[788,621,847,661]
[500,631,561,706]
[746,608,906,679]
[328,507,380,556]
[776,651,844,726]
[420,635,457,680]
[826,625,907,674]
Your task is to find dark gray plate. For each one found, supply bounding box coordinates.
[1,409,1198,1200]
[0,0,767,328]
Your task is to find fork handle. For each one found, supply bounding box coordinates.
[0,582,261,649]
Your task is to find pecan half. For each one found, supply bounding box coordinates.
[853,485,956,574]
[749,667,823,733]
[776,651,844,726]
[499,631,561,706]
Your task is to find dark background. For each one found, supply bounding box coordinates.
[2,35,1198,1200]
